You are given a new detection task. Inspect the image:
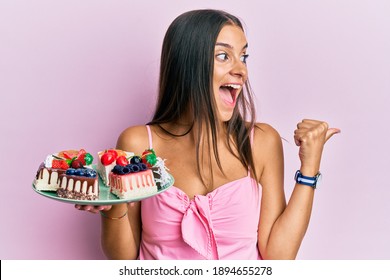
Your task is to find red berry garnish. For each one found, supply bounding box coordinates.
[77,149,87,157]
[107,149,118,159]
[101,152,115,166]
[116,156,129,166]
[77,154,86,165]
[71,159,84,169]
[52,159,69,170]
[62,151,75,160]
[141,149,157,167]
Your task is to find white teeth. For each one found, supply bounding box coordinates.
[223,84,242,89]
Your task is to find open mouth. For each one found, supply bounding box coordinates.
[219,84,242,106]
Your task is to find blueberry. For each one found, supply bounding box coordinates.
[122,167,131,174]
[113,165,128,175]
[130,156,142,164]
[138,163,147,171]
[75,169,86,176]
[117,169,126,175]
[130,164,140,173]
[66,168,76,175]
[85,169,97,177]
[112,165,123,175]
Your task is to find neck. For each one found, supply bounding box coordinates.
[158,117,228,141]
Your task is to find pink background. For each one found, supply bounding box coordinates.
[1,0,389,259]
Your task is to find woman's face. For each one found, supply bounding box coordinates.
[213,24,248,122]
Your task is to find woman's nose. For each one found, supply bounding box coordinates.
[230,59,247,79]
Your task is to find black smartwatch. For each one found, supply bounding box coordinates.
[294,170,322,189]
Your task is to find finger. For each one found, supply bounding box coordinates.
[97,205,112,211]
[298,119,322,128]
[294,129,301,146]
[302,119,322,124]
[297,121,311,129]
[294,131,305,146]
[325,128,341,142]
[75,205,92,211]
[88,207,101,214]
[89,205,112,214]
[75,204,89,211]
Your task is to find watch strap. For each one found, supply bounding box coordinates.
[295,170,321,188]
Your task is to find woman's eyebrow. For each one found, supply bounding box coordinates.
[215,42,248,50]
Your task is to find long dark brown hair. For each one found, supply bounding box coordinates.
[148,9,258,186]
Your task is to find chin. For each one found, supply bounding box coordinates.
[217,111,234,123]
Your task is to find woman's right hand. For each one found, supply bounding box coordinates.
[294,119,340,175]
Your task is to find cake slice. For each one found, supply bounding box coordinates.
[98,149,159,199]
[96,149,134,186]
[34,149,96,200]
[57,168,99,200]
[34,150,82,191]
[106,149,170,199]
[34,163,66,191]
[109,167,157,199]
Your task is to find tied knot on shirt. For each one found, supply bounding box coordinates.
[181,195,219,260]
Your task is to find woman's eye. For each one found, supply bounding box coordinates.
[241,54,249,64]
[216,53,228,61]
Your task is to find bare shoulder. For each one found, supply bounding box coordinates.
[116,125,150,155]
[253,123,282,148]
[252,123,284,177]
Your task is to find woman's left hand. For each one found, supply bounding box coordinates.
[75,204,112,214]
[294,119,340,175]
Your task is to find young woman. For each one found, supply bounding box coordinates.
[76,9,340,260]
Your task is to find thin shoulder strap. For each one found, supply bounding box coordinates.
[146,125,153,149]
[248,127,255,176]
[250,126,255,146]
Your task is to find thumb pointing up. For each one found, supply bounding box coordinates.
[325,128,341,142]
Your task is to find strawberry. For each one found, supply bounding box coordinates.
[141,149,157,167]
[116,156,129,166]
[52,159,69,170]
[60,150,78,160]
[71,159,84,169]
[106,149,118,159]
[77,154,86,165]
[101,152,115,166]
[77,149,87,157]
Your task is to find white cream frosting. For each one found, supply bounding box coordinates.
[153,157,171,187]
[44,154,54,168]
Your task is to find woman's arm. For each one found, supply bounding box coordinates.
[100,126,149,259]
[75,202,140,259]
[100,202,141,259]
[255,120,340,259]
[78,126,148,259]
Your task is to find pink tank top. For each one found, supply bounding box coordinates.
[138,126,262,260]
